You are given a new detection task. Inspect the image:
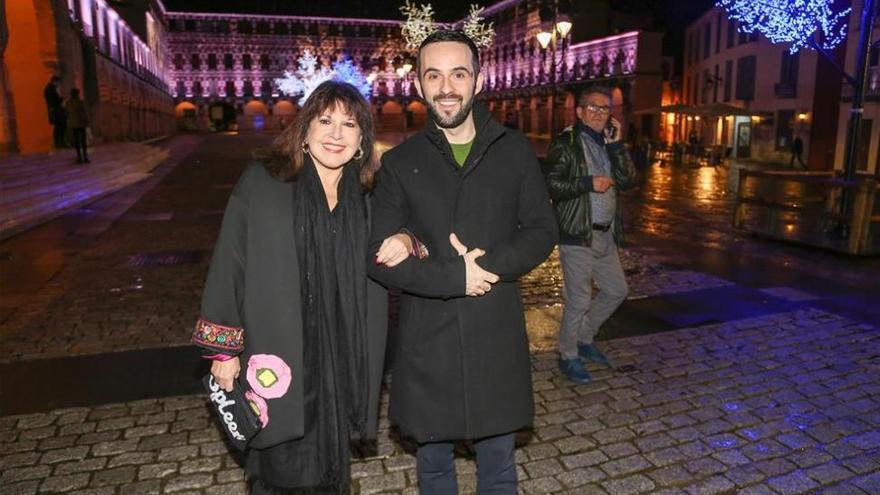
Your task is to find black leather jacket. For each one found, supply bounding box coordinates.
[542,127,637,246]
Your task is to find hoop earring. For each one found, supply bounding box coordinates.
[352,147,364,160]
[302,142,310,155]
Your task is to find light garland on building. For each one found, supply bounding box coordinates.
[274,52,372,106]
[716,0,851,53]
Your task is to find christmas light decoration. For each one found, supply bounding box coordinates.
[462,5,496,49]
[716,0,851,53]
[275,51,372,106]
[400,1,436,50]
[400,2,495,51]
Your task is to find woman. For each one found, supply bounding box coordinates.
[192,81,414,493]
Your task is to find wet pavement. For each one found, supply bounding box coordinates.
[0,132,878,494]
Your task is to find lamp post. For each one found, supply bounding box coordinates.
[396,62,413,138]
[536,0,573,136]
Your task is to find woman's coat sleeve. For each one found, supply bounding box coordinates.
[191,171,251,355]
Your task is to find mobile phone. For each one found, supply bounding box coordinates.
[605,120,617,140]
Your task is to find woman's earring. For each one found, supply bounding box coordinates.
[302,142,310,155]
[353,146,364,160]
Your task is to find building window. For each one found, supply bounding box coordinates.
[736,55,757,101]
[261,79,272,96]
[716,13,722,54]
[738,29,748,45]
[243,54,252,70]
[173,53,184,71]
[175,80,185,96]
[243,80,254,97]
[225,80,236,97]
[727,18,736,48]
[193,80,203,97]
[208,53,217,70]
[686,75,691,103]
[260,54,270,70]
[256,21,270,34]
[274,22,288,35]
[724,60,733,101]
[776,51,799,97]
[702,69,710,104]
[184,19,196,32]
[703,23,711,60]
[224,53,234,70]
[238,21,253,34]
[190,54,200,70]
[713,65,720,102]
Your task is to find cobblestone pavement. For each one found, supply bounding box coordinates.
[2,309,878,494]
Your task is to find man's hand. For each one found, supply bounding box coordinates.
[592,175,615,193]
[450,233,499,296]
[604,116,622,144]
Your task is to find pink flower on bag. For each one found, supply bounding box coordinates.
[245,390,269,427]
[246,354,292,399]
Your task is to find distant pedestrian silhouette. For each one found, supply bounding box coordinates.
[790,135,806,169]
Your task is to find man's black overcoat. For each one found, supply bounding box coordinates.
[368,102,558,443]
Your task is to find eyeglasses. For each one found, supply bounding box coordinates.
[583,104,611,114]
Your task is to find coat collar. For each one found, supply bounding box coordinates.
[423,100,506,172]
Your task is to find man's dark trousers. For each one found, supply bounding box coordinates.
[417,433,516,494]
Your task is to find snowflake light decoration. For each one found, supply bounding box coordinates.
[716,0,851,53]
[400,1,436,50]
[462,4,495,49]
[275,51,372,106]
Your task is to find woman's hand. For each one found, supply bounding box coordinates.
[376,233,413,267]
[211,357,240,392]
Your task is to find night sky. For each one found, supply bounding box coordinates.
[163,0,717,62]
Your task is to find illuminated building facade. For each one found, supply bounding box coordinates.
[166,0,664,138]
[680,6,845,168]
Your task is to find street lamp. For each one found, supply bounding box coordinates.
[536,0,574,135]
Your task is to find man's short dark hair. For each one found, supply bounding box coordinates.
[577,85,613,106]
[417,30,481,76]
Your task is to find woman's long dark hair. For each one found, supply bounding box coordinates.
[260,80,378,189]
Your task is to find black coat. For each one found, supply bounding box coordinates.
[368,102,558,443]
[195,163,388,448]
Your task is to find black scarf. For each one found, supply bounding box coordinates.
[289,156,370,492]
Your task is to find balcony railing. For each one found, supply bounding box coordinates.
[773,82,797,98]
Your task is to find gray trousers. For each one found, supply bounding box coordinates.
[558,230,629,359]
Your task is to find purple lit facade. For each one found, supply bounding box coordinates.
[165,0,665,138]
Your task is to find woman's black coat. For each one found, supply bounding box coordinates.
[368,102,558,443]
[195,163,388,448]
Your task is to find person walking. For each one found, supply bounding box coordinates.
[542,85,637,384]
[65,88,89,163]
[43,76,66,148]
[195,81,418,494]
[368,30,558,494]
[790,135,806,169]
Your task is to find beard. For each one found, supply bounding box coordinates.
[427,90,475,129]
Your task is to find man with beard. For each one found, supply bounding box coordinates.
[368,30,557,494]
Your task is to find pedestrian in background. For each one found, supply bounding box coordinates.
[791,134,806,169]
[543,85,637,384]
[65,88,89,164]
[43,76,66,148]
[194,81,417,494]
[368,30,557,494]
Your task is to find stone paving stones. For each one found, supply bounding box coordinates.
[1,309,877,493]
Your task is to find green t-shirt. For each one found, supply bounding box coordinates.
[450,140,474,168]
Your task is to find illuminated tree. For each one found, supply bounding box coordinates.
[716,0,850,53]
[275,52,372,106]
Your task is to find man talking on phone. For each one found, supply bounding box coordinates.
[542,85,637,384]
